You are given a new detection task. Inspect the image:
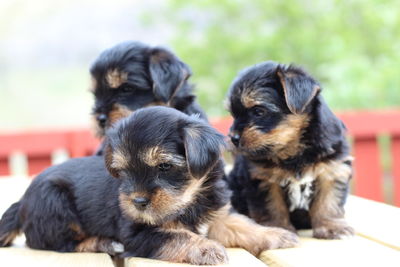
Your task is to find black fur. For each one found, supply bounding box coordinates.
[0,107,229,261]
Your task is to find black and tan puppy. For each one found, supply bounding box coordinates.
[226,62,354,239]
[0,107,297,265]
[90,41,207,153]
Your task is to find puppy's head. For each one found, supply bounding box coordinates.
[90,41,192,137]
[104,106,225,225]
[226,62,320,160]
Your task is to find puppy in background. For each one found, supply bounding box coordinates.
[0,107,297,265]
[226,62,354,239]
[90,41,207,154]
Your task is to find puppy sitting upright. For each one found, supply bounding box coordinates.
[226,62,354,239]
[90,41,207,153]
[0,107,297,265]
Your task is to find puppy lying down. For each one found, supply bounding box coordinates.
[0,106,297,265]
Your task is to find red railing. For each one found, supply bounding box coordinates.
[1,110,400,206]
[0,129,100,175]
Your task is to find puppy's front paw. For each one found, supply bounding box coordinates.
[313,221,354,239]
[186,239,228,265]
[244,226,299,256]
[262,227,299,250]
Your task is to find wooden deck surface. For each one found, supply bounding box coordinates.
[0,176,399,267]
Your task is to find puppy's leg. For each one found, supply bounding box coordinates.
[76,237,124,255]
[310,165,354,239]
[254,182,296,232]
[208,205,298,256]
[123,227,228,265]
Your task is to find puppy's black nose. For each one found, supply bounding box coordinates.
[96,114,107,128]
[133,197,150,209]
[230,134,240,147]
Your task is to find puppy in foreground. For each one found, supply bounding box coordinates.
[90,41,207,154]
[226,62,354,239]
[0,107,297,265]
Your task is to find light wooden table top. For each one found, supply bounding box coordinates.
[0,176,399,267]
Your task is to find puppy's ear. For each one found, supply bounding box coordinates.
[277,65,320,114]
[183,120,226,179]
[104,142,120,178]
[149,48,192,103]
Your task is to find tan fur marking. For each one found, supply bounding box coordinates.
[249,165,294,219]
[0,230,20,246]
[151,188,179,217]
[267,183,294,228]
[311,179,343,218]
[155,229,228,265]
[142,146,185,167]
[208,205,298,255]
[154,229,194,263]
[311,158,353,219]
[108,103,133,126]
[69,223,86,241]
[313,157,353,183]
[104,145,120,178]
[162,221,187,231]
[119,193,157,225]
[106,69,128,89]
[75,237,99,252]
[111,149,130,170]
[180,176,206,204]
[119,177,205,225]
[309,158,354,238]
[310,174,354,239]
[92,104,132,138]
[250,164,291,183]
[250,157,352,185]
[241,114,309,160]
[241,87,264,108]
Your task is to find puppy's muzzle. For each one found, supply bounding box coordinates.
[230,133,241,147]
[96,113,108,128]
[133,197,150,210]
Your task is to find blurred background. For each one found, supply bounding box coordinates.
[1,0,399,130]
[0,0,399,204]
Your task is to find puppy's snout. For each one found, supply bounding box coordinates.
[96,114,108,128]
[230,134,241,147]
[133,197,150,210]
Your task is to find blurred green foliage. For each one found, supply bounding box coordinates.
[152,0,400,116]
[1,0,399,130]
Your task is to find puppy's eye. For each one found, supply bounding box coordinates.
[250,106,267,118]
[158,163,172,172]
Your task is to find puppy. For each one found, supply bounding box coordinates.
[0,106,297,265]
[90,41,207,154]
[225,62,354,239]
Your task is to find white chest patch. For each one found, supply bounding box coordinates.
[196,223,210,237]
[280,173,315,212]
